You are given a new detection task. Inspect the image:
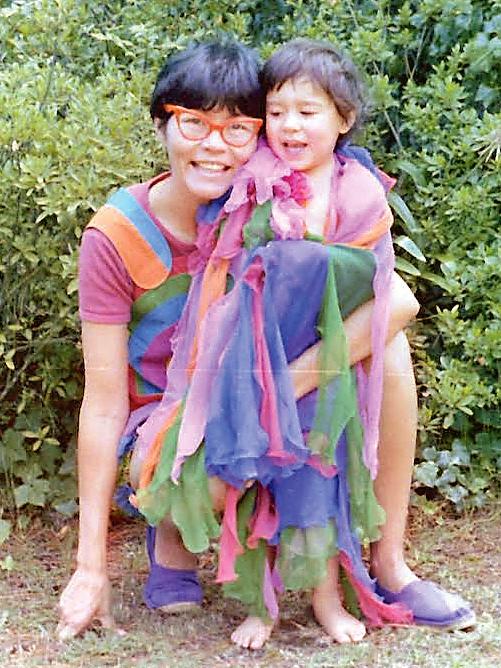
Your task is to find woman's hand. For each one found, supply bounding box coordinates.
[57,567,122,639]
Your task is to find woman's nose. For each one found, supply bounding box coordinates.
[201,128,226,150]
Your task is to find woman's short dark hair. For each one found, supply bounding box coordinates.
[150,40,264,124]
[261,38,368,143]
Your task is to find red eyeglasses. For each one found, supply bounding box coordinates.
[164,104,262,147]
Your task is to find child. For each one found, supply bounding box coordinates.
[134,39,416,648]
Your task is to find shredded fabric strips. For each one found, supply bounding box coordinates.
[92,139,410,625]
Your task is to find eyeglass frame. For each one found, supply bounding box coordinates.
[163,104,263,147]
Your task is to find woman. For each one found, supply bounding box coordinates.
[57,39,469,644]
[57,39,265,638]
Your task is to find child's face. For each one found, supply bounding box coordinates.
[266,77,354,177]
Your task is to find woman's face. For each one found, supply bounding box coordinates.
[158,107,258,203]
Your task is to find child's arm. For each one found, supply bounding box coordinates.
[289,272,419,400]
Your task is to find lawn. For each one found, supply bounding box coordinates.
[1,503,500,668]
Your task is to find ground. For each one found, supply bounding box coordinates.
[1,503,500,668]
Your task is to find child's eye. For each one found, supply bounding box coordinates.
[266,109,282,117]
[300,110,316,116]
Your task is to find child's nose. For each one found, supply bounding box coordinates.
[282,111,301,131]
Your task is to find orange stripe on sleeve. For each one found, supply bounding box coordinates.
[88,207,170,289]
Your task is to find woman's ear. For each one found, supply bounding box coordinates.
[153,117,168,147]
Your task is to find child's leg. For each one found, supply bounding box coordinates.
[312,555,366,643]
[231,545,277,650]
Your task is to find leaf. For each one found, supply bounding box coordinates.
[451,439,471,466]
[437,450,452,468]
[420,270,453,293]
[1,429,27,464]
[14,484,31,508]
[395,257,421,276]
[476,408,501,428]
[437,466,458,485]
[394,235,426,262]
[421,446,438,461]
[54,500,78,517]
[0,555,15,572]
[395,159,426,187]
[66,277,78,295]
[442,484,468,505]
[0,519,11,546]
[387,191,421,235]
[474,433,501,457]
[414,461,439,487]
[14,479,49,508]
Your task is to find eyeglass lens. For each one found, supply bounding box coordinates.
[178,112,255,146]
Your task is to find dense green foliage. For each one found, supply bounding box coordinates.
[1,0,499,529]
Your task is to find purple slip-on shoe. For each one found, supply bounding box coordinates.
[143,525,203,611]
[376,579,476,630]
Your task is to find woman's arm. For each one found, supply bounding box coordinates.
[57,322,129,639]
[289,272,419,400]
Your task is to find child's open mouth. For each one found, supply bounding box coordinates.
[282,140,307,156]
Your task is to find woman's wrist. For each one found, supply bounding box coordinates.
[76,509,110,572]
[76,544,108,573]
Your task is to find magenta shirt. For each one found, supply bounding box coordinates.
[78,174,196,324]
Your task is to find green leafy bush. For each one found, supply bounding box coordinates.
[1,0,499,517]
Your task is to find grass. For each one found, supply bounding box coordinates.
[1,502,500,667]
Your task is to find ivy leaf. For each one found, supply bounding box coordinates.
[451,439,471,466]
[0,519,11,546]
[14,479,49,508]
[0,555,15,572]
[14,484,31,508]
[442,484,468,506]
[414,461,439,487]
[422,446,438,461]
[54,500,78,517]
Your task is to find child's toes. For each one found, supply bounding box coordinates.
[231,616,274,650]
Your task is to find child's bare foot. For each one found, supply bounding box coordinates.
[231,616,274,650]
[312,556,366,643]
[312,590,366,643]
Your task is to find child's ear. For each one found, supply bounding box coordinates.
[340,110,356,135]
